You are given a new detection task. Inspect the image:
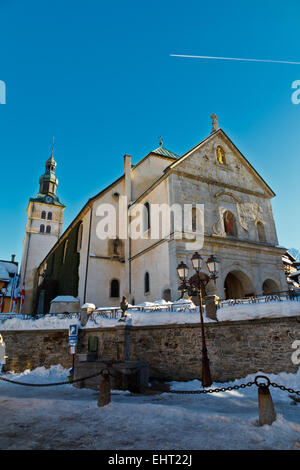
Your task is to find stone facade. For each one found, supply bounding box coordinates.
[2,316,299,382]
[35,124,287,310]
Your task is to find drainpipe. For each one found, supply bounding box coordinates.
[83,202,93,304]
[124,155,132,299]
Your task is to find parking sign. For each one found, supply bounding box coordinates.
[69,324,78,337]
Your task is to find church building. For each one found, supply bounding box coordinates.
[21,116,287,314]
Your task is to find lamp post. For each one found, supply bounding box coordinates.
[177,252,219,387]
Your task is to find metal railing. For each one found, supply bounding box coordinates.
[218,290,300,309]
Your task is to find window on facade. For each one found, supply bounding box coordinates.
[47,212,52,220]
[110,279,120,298]
[144,271,150,293]
[41,211,46,219]
[63,240,68,263]
[257,221,266,243]
[46,225,51,234]
[223,211,237,237]
[40,224,45,233]
[77,223,83,252]
[192,207,197,232]
[144,202,151,231]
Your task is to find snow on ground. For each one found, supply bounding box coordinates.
[0,299,300,330]
[0,365,300,450]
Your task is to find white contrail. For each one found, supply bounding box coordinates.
[170,54,300,65]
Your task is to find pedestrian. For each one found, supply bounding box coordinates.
[0,334,7,374]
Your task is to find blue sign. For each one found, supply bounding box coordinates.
[68,335,78,347]
[69,324,78,337]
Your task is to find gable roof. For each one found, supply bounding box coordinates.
[165,129,275,197]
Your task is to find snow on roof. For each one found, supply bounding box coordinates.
[0,261,18,275]
[50,296,79,303]
[81,303,96,309]
[0,266,10,282]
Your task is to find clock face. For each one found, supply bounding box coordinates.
[45,196,53,203]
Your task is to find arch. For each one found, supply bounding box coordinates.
[262,279,279,295]
[257,221,266,243]
[110,279,120,298]
[224,269,255,299]
[144,271,150,293]
[40,224,45,233]
[223,211,237,237]
[215,191,241,203]
[46,225,51,234]
[47,212,52,221]
[41,211,46,219]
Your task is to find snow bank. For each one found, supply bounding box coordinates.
[1,365,300,450]
[217,300,300,322]
[1,299,299,330]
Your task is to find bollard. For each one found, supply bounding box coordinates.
[255,376,277,426]
[97,369,111,407]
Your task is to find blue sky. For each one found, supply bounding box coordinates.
[0,0,299,264]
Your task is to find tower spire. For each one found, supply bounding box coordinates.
[38,140,59,198]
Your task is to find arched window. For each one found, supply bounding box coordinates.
[46,225,51,234]
[77,223,83,252]
[192,207,197,232]
[216,146,226,164]
[144,202,151,231]
[110,279,119,298]
[40,224,45,233]
[63,240,68,263]
[257,221,266,243]
[223,211,237,237]
[144,272,150,293]
[47,212,52,220]
[41,211,46,219]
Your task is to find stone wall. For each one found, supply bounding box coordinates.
[1,329,71,373]
[2,316,300,382]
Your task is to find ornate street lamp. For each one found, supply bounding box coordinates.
[177,252,220,387]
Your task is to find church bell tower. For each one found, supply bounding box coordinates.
[20,146,65,314]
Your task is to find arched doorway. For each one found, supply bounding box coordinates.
[262,279,279,295]
[224,270,255,300]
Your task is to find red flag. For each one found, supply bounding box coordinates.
[21,283,25,305]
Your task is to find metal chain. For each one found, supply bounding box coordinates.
[0,368,113,387]
[168,375,300,396]
[270,382,300,396]
[168,381,255,394]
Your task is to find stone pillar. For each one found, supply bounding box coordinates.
[204,295,219,321]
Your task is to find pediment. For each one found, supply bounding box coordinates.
[168,129,275,198]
